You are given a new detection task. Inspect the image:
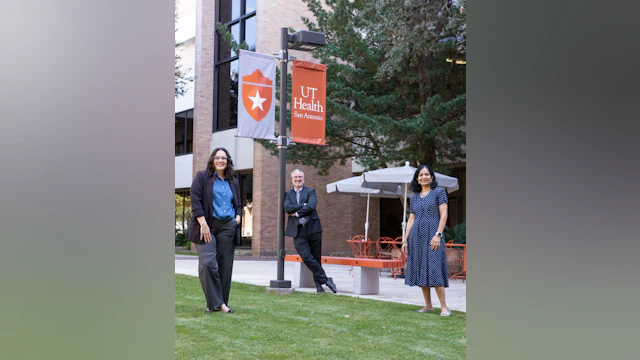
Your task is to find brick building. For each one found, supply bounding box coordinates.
[175,0,466,256]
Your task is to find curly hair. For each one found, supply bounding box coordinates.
[409,165,438,193]
[205,147,235,179]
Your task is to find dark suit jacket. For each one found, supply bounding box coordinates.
[187,170,242,245]
[284,186,322,238]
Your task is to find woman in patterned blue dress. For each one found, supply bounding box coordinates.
[401,165,451,316]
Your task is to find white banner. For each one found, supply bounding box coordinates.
[237,50,276,140]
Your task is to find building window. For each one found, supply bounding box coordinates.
[237,171,253,247]
[175,109,193,156]
[175,190,192,235]
[214,0,256,132]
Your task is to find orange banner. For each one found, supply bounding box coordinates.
[291,60,327,145]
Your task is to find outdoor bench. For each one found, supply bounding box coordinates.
[284,255,405,295]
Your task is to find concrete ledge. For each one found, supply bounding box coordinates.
[286,255,399,295]
[293,262,315,288]
[353,267,379,295]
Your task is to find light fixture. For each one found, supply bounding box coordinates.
[287,30,326,51]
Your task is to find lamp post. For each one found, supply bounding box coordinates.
[269,28,326,290]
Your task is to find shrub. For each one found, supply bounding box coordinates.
[444,219,466,244]
[175,227,189,247]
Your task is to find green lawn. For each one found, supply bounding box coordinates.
[175,274,466,359]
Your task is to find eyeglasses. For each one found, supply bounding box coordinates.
[213,156,228,161]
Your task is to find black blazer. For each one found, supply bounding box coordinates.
[284,186,322,238]
[187,170,242,245]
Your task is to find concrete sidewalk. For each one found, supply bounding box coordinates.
[175,255,466,312]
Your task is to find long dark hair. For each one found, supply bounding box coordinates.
[205,147,235,179]
[409,165,438,193]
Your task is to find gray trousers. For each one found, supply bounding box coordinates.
[195,218,236,309]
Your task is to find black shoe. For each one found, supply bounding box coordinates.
[315,281,326,293]
[207,307,233,313]
[325,278,337,293]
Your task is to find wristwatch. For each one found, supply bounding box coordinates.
[435,231,443,237]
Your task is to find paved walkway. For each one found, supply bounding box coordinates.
[175,255,466,312]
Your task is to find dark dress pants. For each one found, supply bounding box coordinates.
[195,218,236,309]
[293,226,329,285]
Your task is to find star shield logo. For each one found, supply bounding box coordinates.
[242,69,273,121]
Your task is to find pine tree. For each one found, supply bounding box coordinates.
[223,0,466,174]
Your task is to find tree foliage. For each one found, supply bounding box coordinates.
[220,0,466,174]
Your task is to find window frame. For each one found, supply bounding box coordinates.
[175,109,193,156]
[213,0,257,132]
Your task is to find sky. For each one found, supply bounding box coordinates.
[175,0,195,43]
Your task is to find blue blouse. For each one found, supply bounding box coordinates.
[212,173,235,221]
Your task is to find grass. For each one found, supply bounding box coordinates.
[175,274,466,359]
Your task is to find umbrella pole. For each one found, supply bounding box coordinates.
[402,183,408,242]
[365,193,370,238]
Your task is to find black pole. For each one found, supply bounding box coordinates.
[270,27,291,289]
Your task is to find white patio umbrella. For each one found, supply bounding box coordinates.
[326,175,402,238]
[361,161,459,242]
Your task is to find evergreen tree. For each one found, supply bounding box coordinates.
[222,0,466,174]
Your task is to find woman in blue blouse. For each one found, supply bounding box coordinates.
[189,147,241,314]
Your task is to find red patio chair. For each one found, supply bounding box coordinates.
[376,237,396,259]
[384,236,406,279]
[346,235,376,258]
[446,240,465,280]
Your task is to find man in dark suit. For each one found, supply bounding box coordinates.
[284,169,337,293]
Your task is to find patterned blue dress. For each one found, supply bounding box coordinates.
[405,187,449,287]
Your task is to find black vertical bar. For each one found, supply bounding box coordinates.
[271,27,291,288]
[277,27,288,281]
[213,67,218,132]
[213,0,220,133]
[184,111,188,154]
[239,0,245,50]
[182,192,185,233]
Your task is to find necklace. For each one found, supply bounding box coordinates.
[420,189,431,198]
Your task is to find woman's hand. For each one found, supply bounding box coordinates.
[200,224,212,243]
[235,215,241,225]
[401,242,408,254]
[430,235,441,250]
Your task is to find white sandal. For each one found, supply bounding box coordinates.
[440,310,451,317]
